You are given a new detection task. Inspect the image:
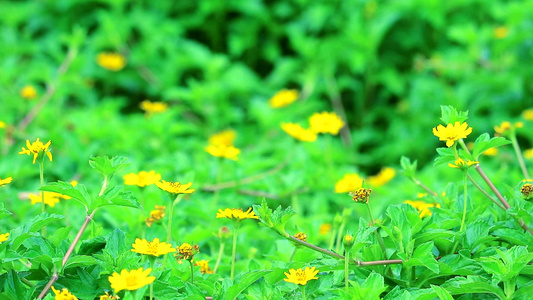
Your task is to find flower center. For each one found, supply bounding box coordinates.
[147,242,158,255]
[295,270,306,281]
[126,274,139,287]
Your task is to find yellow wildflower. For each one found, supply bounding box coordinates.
[432,121,473,147]
[0,233,9,243]
[368,167,395,187]
[205,144,240,161]
[140,100,168,116]
[20,85,37,100]
[194,260,214,274]
[294,232,307,242]
[108,268,155,293]
[448,158,479,169]
[28,192,64,207]
[523,109,533,121]
[482,147,498,156]
[51,286,78,300]
[319,223,332,235]
[349,188,372,204]
[334,173,363,193]
[494,121,523,136]
[269,89,299,108]
[404,200,441,218]
[0,177,12,186]
[283,267,319,285]
[175,243,200,262]
[156,180,195,194]
[309,112,345,135]
[525,149,533,160]
[0,121,6,128]
[493,26,509,39]
[343,234,354,248]
[19,138,53,164]
[131,238,176,257]
[216,208,259,220]
[99,292,120,300]
[96,52,126,71]
[521,183,533,199]
[281,122,317,142]
[123,170,161,187]
[145,205,166,227]
[208,129,237,147]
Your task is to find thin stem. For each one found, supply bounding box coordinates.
[213,241,225,273]
[334,220,346,253]
[412,178,439,197]
[148,257,155,300]
[21,277,35,287]
[38,160,47,237]
[231,222,240,281]
[510,135,531,179]
[98,176,108,196]
[344,249,350,293]
[189,260,195,284]
[167,194,181,243]
[466,174,505,210]
[289,247,298,262]
[460,174,468,232]
[301,285,307,300]
[365,203,387,255]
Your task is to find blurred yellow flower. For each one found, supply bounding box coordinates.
[368,167,395,187]
[146,205,165,227]
[493,26,509,39]
[0,233,9,243]
[131,238,176,257]
[404,200,440,218]
[269,89,299,108]
[209,129,237,147]
[433,122,472,147]
[281,122,317,142]
[0,121,6,128]
[309,112,345,135]
[96,52,126,71]
[99,292,119,300]
[294,232,307,242]
[194,260,214,274]
[205,144,240,161]
[140,100,168,116]
[448,158,478,169]
[283,267,319,285]
[523,109,533,121]
[319,223,332,235]
[51,286,78,300]
[216,208,259,220]
[334,173,363,193]
[0,177,12,186]
[494,121,523,136]
[19,138,53,164]
[108,268,155,293]
[349,188,372,204]
[482,147,498,156]
[20,85,37,100]
[176,243,199,261]
[156,180,195,194]
[123,170,161,187]
[28,192,65,207]
[524,149,533,160]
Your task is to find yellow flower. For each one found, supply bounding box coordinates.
[294,232,307,242]
[96,52,126,71]
[19,138,53,164]
[523,109,533,121]
[319,223,332,235]
[176,243,200,261]
[0,233,9,243]
[51,286,78,300]
[404,200,440,218]
[448,158,479,169]
[216,208,259,220]
[145,206,166,227]
[20,85,37,100]
[525,149,533,160]
[309,112,345,135]
[205,144,240,161]
[281,122,317,142]
[494,121,523,136]
[156,180,195,194]
[521,184,533,199]
[108,268,155,293]
[140,100,168,116]
[349,188,372,204]
[131,238,176,257]
[0,121,6,129]
[99,292,120,300]
[208,129,237,147]
[123,170,161,187]
[493,26,509,39]
[334,174,363,193]
[28,192,65,207]
[269,89,299,108]
[194,260,214,274]
[368,167,395,187]
[432,121,473,147]
[343,234,354,248]
[0,177,12,186]
[283,267,319,285]
[482,147,498,156]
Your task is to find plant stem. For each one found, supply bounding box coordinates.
[411,178,439,197]
[189,260,195,284]
[334,220,346,253]
[301,285,307,300]
[167,194,180,242]
[38,159,47,237]
[231,221,240,281]
[510,134,531,179]
[460,174,468,232]
[289,247,298,262]
[344,249,350,293]
[213,241,225,273]
[466,174,505,210]
[365,203,387,255]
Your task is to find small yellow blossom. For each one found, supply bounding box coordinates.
[176,243,200,262]
[108,268,155,293]
[216,208,259,220]
[194,260,214,274]
[209,129,237,147]
[205,144,240,161]
[343,234,354,248]
[156,180,195,194]
[417,193,428,198]
[523,109,533,121]
[294,232,307,242]
[51,286,78,300]
[334,173,363,193]
[309,112,345,135]
[0,177,12,186]
[0,121,6,129]
[131,238,176,257]
[319,223,332,235]
[281,122,317,142]
[493,26,509,39]
[404,200,441,218]
[146,205,166,227]
[20,85,37,100]
[269,89,299,108]
[368,167,396,187]
[448,158,479,169]
[28,192,65,207]
[432,121,473,147]
[525,149,533,160]
[482,147,498,156]
[99,292,120,300]
[123,171,161,187]
[140,100,168,116]
[19,138,53,164]
[494,121,523,136]
[0,233,9,243]
[283,267,319,285]
[349,188,372,204]
[97,52,126,71]
[521,183,533,199]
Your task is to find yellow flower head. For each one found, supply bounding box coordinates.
[404,200,441,218]
[194,260,214,274]
[294,232,307,242]
[205,144,240,161]
[0,177,13,187]
[131,238,176,257]
[493,26,509,39]
[334,173,363,193]
[156,180,195,195]
[0,121,6,129]
[28,192,65,207]
[97,52,126,71]
[343,234,354,248]
[123,170,161,187]
[216,208,259,220]
[208,129,237,147]
[432,121,473,147]
[175,243,200,262]
[51,286,78,300]
[309,112,345,135]
[0,233,9,243]
[140,100,168,116]
[19,138,53,164]
[99,292,120,300]
[20,85,37,100]
[108,268,155,293]
[269,89,299,108]
[525,149,533,160]
[523,109,533,121]
[145,206,166,227]
[281,122,317,142]
[448,158,479,170]
[368,167,396,187]
[494,121,523,136]
[521,183,533,199]
[319,223,332,235]
[283,267,319,285]
[349,188,372,204]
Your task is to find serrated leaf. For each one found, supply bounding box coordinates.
[223,270,271,300]
[442,276,506,299]
[104,229,127,261]
[440,105,468,124]
[9,213,64,250]
[94,186,141,209]
[89,156,130,179]
[64,255,99,269]
[431,285,453,300]
[472,135,510,159]
[400,156,417,178]
[40,181,92,210]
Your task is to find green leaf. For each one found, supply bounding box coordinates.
[431,285,453,300]
[252,198,295,236]
[104,229,128,261]
[1,270,29,299]
[442,276,506,299]
[40,181,92,210]
[400,156,417,178]
[64,255,99,269]
[405,241,439,273]
[94,186,141,210]
[223,270,271,300]
[0,203,12,221]
[472,134,510,159]
[439,105,468,124]
[89,156,130,179]
[9,213,64,250]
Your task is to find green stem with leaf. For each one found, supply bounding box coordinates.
[231,220,241,281]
